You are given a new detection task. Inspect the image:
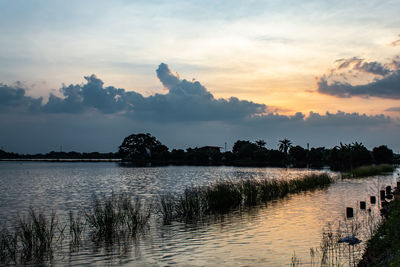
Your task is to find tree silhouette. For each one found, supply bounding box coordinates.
[278,139,292,155]
[372,145,393,164]
[119,133,168,162]
[255,139,266,149]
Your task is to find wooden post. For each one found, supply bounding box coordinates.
[370,196,376,204]
[360,201,366,210]
[346,207,354,218]
[380,190,386,201]
[386,186,392,195]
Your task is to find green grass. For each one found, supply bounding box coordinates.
[158,173,333,223]
[343,164,395,178]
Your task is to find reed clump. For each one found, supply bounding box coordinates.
[0,209,64,265]
[205,180,243,212]
[18,209,61,264]
[84,193,150,240]
[0,228,17,265]
[159,173,333,224]
[0,193,152,265]
[343,164,394,178]
[69,211,84,247]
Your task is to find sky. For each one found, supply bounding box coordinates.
[1,0,400,153]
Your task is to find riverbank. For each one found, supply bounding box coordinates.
[358,187,400,266]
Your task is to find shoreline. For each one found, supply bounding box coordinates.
[0,158,122,162]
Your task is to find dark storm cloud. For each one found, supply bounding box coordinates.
[317,70,400,98]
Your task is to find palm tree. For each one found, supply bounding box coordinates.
[255,139,266,149]
[278,139,292,155]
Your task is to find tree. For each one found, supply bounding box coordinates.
[232,140,258,159]
[255,139,266,149]
[372,145,393,164]
[278,139,292,155]
[289,145,307,167]
[329,142,372,170]
[119,133,168,162]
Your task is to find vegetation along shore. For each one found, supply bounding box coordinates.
[2,133,398,171]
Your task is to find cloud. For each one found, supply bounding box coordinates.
[385,107,400,112]
[0,63,398,153]
[43,74,144,114]
[317,70,400,98]
[391,35,400,46]
[156,63,181,89]
[0,83,43,112]
[304,111,390,126]
[0,63,267,122]
[318,56,400,99]
[335,57,391,76]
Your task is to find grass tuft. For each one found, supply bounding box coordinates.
[343,164,394,178]
[84,193,150,239]
[69,211,84,247]
[18,209,61,264]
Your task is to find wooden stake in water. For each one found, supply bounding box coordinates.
[346,207,354,218]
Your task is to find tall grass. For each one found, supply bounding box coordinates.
[0,209,64,265]
[205,180,242,212]
[69,211,84,247]
[0,228,17,265]
[159,194,176,224]
[18,209,61,263]
[343,164,394,178]
[159,173,333,224]
[84,193,150,240]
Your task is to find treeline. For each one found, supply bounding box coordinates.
[1,133,397,170]
[118,133,398,170]
[0,150,119,160]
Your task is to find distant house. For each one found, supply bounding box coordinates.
[199,146,222,153]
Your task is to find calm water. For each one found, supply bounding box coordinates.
[0,162,398,266]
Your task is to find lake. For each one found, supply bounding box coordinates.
[0,161,398,266]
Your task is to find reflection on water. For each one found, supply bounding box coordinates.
[0,162,398,266]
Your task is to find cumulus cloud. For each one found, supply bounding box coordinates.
[0,83,43,112]
[0,63,266,122]
[318,56,400,99]
[43,74,143,114]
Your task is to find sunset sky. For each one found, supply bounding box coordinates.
[1,0,400,153]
